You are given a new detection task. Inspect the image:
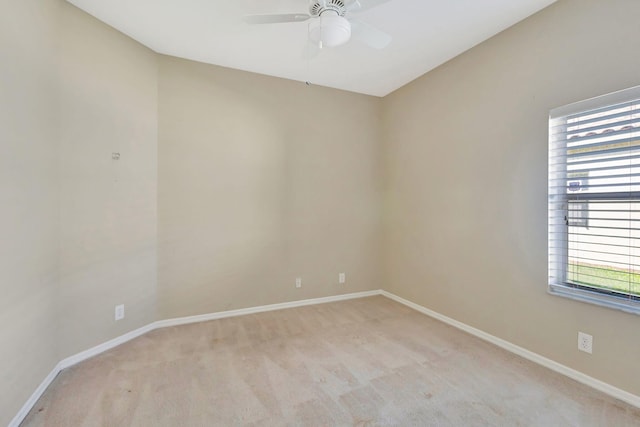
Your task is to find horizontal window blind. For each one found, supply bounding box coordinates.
[549,87,640,310]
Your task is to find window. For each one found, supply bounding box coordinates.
[549,86,640,314]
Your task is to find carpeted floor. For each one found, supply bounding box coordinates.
[21,296,640,426]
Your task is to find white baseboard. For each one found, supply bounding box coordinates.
[9,361,62,427]
[380,290,640,410]
[58,323,157,370]
[154,290,382,328]
[9,290,381,427]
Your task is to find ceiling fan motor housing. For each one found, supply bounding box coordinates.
[308,0,351,47]
[309,0,347,17]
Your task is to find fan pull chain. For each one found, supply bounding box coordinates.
[305,23,312,86]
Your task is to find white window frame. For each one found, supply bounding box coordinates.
[548,85,640,315]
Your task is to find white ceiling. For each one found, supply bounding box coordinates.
[66,0,556,97]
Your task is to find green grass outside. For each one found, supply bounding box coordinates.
[568,262,640,296]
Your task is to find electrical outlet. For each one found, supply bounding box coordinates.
[295,277,302,288]
[578,332,593,354]
[339,273,346,284]
[115,304,125,321]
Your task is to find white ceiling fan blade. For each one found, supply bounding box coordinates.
[244,14,311,25]
[350,19,392,49]
[345,0,392,13]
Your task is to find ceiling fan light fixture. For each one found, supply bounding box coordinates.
[309,14,351,47]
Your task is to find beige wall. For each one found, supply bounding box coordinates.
[2,2,158,421]
[383,0,640,396]
[57,3,158,359]
[158,56,383,318]
[0,1,59,424]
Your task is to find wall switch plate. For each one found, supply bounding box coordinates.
[339,273,346,284]
[578,332,593,354]
[115,304,125,321]
[295,277,302,288]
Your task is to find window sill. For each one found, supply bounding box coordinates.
[548,283,640,316]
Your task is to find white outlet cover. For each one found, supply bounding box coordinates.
[339,273,346,284]
[115,304,125,321]
[578,332,593,354]
[295,278,302,288]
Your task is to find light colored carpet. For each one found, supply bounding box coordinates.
[21,296,640,426]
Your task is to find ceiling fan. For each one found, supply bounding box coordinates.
[244,0,392,51]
